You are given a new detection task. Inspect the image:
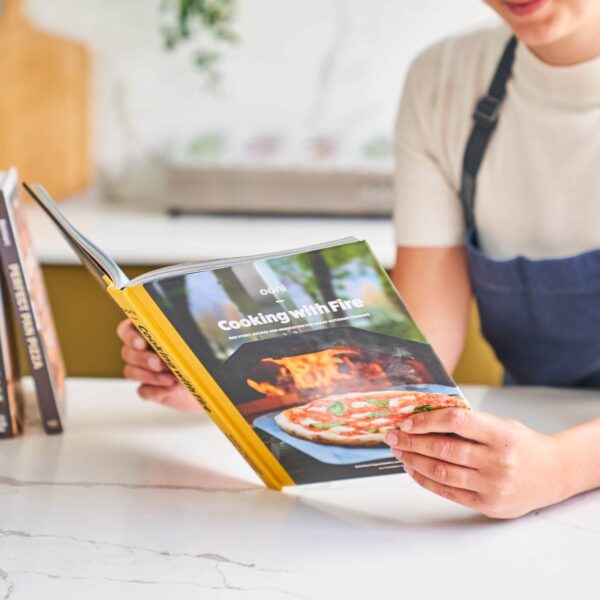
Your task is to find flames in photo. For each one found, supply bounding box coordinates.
[240,343,436,418]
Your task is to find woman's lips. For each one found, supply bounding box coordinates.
[503,0,549,17]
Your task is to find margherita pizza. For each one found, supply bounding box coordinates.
[274,389,470,447]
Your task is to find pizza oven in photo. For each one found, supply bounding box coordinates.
[216,326,454,422]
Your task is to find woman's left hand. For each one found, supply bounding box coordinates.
[384,408,570,519]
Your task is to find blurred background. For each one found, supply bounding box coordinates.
[23,0,496,204]
[1,0,502,382]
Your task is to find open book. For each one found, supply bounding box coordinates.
[24,183,469,488]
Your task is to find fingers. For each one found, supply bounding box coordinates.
[119,319,171,384]
[138,384,203,413]
[124,365,176,387]
[385,431,490,469]
[138,383,178,404]
[117,319,147,350]
[118,318,200,414]
[393,450,482,491]
[398,408,500,446]
[121,346,170,373]
[406,467,483,511]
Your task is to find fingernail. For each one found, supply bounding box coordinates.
[384,432,398,446]
[393,449,403,459]
[148,355,161,371]
[401,418,413,432]
[405,466,414,476]
[133,337,146,350]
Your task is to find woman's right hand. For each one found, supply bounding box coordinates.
[116,319,202,412]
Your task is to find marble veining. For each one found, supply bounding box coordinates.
[0,475,258,494]
[0,527,306,598]
[1,379,598,599]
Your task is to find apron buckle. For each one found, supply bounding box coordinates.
[473,95,501,128]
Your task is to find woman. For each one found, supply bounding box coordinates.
[117,0,600,518]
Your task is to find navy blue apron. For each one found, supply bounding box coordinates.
[460,36,600,388]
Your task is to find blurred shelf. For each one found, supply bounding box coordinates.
[25,195,396,269]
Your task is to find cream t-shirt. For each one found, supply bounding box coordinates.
[394,26,600,260]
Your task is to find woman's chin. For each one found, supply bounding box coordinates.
[509,17,565,46]
[488,0,569,46]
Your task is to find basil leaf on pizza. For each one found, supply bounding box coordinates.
[273,390,470,447]
[327,401,346,416]
[365,410,391,418]
[413,404,435,413]
[310,421,344,429]
[365,399,389,407]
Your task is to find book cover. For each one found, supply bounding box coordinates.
[24,182,469,484]
[0,272,22,438]
[136,240,468,485]
[0,170,65,434]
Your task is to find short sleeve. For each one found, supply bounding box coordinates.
[393,49,466,247]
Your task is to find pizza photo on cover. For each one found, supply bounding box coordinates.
[273,389,468,447]
[146,240,470,484]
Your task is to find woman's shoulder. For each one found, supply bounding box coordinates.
[394,25,515,204]
[406,25,513,104]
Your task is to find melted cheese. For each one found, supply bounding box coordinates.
[351,401,369,408]
[350,412,371,420]
[370,417,392,426]
[331,426,353,433]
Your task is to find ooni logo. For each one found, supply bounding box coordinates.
[259,285,287,296]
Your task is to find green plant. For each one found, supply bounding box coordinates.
[161,0,238,83]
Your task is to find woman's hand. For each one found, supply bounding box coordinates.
[116,319,202,412]
[384,408,570,519]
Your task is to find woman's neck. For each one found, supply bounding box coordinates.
[528,14,600,66]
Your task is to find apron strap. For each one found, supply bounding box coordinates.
[459,35,518,228]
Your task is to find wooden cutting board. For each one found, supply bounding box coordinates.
[0,0,91,199]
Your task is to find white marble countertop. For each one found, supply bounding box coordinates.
[2,379,599,599]
[25,196,395,269]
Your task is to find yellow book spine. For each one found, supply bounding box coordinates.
[106,281,294,490]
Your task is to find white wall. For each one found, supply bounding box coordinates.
[22,0,498,200]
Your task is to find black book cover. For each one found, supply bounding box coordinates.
[0,272,22,438]
[0,171,65,434]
